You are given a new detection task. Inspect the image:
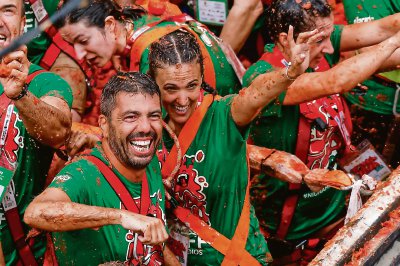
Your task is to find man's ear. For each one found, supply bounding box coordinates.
[20,16,26,34]
[98,115,109,139]
[278,32,289,48]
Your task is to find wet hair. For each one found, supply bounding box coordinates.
[57,0,146,28]
[266,0,332,41]
[100,72,160,118]
[147,29,216,95]
[148,30,204,78]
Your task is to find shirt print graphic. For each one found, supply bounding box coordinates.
[307,99,343,170]
[173,150,210,224]
[0,109,23,166]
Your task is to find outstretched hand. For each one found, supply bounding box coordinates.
[286,26,323,78]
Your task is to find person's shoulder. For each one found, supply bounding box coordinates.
[50,155,102,198]
[52,156,102,187]
[243,59,273,87]
[59,156,99,176]
[134,14,161,29]
[27,63,73,105]
[332,24,344,40]
[207,94,236,114]
[28,63,68,86]
[42,0,61,15]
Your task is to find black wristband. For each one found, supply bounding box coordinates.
[9,84,28,101]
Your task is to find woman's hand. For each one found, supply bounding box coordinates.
[286,26,324,79]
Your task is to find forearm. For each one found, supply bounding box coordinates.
[219,0,263,52]
[25,188,168,244]
[359,46,400,73]
[248,144,306,183]
[341,13,400,51]
[232,68,293,126]
[13,92,71,148]
[284,38,400,105]
[24,201,123,231]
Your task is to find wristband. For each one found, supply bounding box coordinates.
[285,62,297,81]
[9,84,28,101]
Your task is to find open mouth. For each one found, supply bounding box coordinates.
[173,105,189,115]
[129,139,153,155]
[0,34,7,46]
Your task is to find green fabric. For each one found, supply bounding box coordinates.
[49,146,166,265]
[134,15,242,96]
[0,64,72,265]
[343,0,400,115]
[25,0,60,64]
[242,26,347,240]
[162,95,269,265]
[344,0,400,24]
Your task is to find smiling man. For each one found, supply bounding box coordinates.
[24,72,170,265]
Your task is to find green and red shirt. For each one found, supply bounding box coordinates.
[159,95,270,265]
[243,25,349,241]
[343,0,400,115]
[0,64,73,265]
[49,146,166,265]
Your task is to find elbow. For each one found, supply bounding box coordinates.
[320,74,348,95]
[47,120,71,149]
[55,124,71,149]
[331,77,353,94]
[23,205,36,227]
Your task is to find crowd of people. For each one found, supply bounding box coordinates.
[0,0,399,265]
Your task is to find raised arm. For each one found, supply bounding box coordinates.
[283,30,400,105]
[340,13,400,52]
[219,0,264,53]
[354,46,400,74]
[0,46,71,148]
[24,188,168,245]
[231,27,320,126]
